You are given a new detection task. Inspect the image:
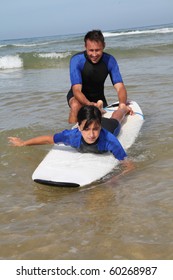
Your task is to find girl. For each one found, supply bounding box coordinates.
[8,104,133,173]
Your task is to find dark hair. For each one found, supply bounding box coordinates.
[77,105,101,130]
[84,30,105,45]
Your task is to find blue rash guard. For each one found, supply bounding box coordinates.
[53,128,127,161]
[67,51,123,107]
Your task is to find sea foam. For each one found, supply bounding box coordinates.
[38,52,71,59]
[0,55,23,69]
[103,27,173,37]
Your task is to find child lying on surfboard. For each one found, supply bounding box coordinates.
[8,103,134,175]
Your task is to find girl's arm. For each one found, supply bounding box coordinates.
[119,158,135,176]
[8,135,54,147]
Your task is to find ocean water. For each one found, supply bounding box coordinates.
[0,23,173,260]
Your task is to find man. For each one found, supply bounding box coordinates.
[67,29,132,123]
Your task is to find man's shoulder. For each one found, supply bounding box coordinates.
[70,51,86,67]
[103,52,112,58]
[71,51,85,60]
[102,52,116,63]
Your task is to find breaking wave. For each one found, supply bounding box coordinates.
[103,27,173,37]
[0,51,72,70]
[0,55,23,69]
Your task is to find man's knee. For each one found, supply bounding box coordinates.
[68,98,82,123]
[69,97,82,111]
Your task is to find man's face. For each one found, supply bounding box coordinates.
[85,39,105,64]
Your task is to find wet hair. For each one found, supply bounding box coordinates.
[84,30,105,45]
[77,105,102,130]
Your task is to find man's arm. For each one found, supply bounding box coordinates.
[114,82,133,114]
[114,82,127,104]
[72,84,96,106]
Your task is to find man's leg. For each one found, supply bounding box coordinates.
[68,97,83,123]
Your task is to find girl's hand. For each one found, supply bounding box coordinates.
[108,159,135,184]
[8,137,25,146]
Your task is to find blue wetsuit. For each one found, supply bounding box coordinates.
[67,51,123,107]
[53,128,127,161]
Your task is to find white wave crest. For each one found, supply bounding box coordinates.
[13,41,57,47]
[38,52,71,59]
[0,55,23,69]
[103,27,173,38]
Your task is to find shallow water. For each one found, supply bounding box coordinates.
[1,24,173,259]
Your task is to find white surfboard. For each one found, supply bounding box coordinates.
[32,101,144,187]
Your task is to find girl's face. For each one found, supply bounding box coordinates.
[79,120,101,144]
